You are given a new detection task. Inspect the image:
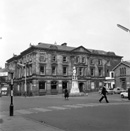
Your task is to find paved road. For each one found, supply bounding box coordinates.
[24,102,130,131]
[0,93,130,131]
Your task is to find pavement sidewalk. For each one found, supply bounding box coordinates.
[0,114,65,131]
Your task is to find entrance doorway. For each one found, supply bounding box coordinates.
[62,81,67,92]
[51,81,58,94]
[39,81,46,95]
[120,78,126,89]
[79,83,84,92]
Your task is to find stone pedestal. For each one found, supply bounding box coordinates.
[69,66,86,96]
[70,80,79,94]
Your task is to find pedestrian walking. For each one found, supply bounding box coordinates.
[99,85,109,103]
[64,88,69,100]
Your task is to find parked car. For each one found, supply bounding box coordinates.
[120,91,128,98]
[113,87,125,94]
[106,89,114,95]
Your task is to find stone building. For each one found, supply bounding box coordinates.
[6,42,122,96]
[113,61,130,90]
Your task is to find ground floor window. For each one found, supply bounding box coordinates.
[51,81,57,89]
[39,81,46,89]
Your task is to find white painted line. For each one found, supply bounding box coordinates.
[15,109,32,114]
[63,105,83,108]
[48,106,68,110]
[33,108,52,112]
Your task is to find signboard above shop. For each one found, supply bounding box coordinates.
[0,72,8,76]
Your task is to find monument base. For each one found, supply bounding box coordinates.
[69,92,88,97]
[69,80,88,97]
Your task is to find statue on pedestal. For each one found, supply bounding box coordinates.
[72,66,77,80]
[70,66,80,95]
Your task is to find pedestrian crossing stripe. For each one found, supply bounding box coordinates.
[15,109,32,114]
[63,105,83,108]
[48,106,68,110]
[1,102,129,116]
[33,108,52,112]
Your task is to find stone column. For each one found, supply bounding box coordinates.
[46,80,51,94]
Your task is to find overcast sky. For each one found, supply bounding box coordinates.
[0,0,130,68]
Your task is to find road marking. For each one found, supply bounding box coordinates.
[48,106,68,110]
[33,108,52,112]
[63,105,83,108]
[1,102,129,116]
[15,109,32,114]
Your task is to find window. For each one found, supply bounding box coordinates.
[52,66,56,75]
[106,69,109,77]
[39,81,45,89]
[120,67,126,76]
[76,56,80,63]
[90,68,94,76]
[111,72,114,78]
[79,67,84,76]
[29,65,32,75]
[51,81,57,89]
[63,66,67,75]
[98,59,102,65]
[98,68,102,77]
[52,55,56,62]
[90,59,94,65]
[82,57,85,63]
[63,56,67,62]
[40,65,45,75]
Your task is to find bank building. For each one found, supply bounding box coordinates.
[6,42,122,96]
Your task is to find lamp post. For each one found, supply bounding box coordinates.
[9,71,14,116]
[17,63,27,97]
[117,24,130,33]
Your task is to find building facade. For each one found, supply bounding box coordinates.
[6,43,122,96]
[113,61,130,90]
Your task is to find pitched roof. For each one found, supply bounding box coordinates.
[36,43,120,57]
[36,42,74,51]
[113,61,130,70]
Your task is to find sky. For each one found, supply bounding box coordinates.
[0,0,130,68]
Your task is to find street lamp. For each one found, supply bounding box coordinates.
[9,72,14,116]
[17,63,27,97]
[117,24,130,33]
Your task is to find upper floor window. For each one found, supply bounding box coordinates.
[63,66,67,75]
[75,56,80,63]
[98,59,102,65]
[90,68,95,76]
[63,56,67,62]
[79,67,84,76]
[120,67,126,76]
[98,68,102,77]
[40,64,45,75]
[106,69,109,77]
[82,57,85,63]
[52,55,56,62]
[90,59,94,65]
[52,66,56,75]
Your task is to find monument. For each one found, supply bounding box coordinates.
[69,66,80,96]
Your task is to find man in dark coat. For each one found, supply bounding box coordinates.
[64,88,69,100]
[99,86,109,103]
